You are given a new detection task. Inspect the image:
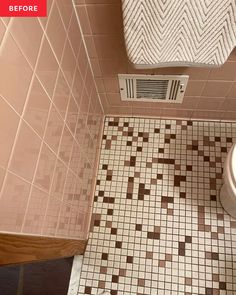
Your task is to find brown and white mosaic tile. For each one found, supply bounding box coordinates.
[78,117,236,295]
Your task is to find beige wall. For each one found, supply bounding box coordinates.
[75,0,236,121]
[0,0,103,239]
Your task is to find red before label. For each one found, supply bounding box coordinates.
[0,0,47,17]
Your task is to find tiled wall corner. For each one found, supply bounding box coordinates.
[0,0,104,239]
[75,1,236,121]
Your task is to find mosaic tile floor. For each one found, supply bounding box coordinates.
[78,117,236,295]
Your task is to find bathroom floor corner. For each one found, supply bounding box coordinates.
[77,117,236,295]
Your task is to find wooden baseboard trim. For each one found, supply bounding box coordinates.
[0,233,87,266]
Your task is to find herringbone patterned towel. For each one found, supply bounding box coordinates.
[122,0,236,68]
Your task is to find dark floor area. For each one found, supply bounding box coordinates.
[0,257,73,295]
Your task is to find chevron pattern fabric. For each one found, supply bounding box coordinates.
[122,0,236,68]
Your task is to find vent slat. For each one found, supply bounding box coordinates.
[128,79,131,98]
[170,80,175,100]
[131,79,134,98]
[125,79,128,98]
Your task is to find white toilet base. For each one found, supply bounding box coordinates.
[220,183,236,219]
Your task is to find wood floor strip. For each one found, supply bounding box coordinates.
[0,233,87,266]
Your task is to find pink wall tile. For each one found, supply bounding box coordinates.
[202,81,232,97]
[107,106,132,115]
[0,1,104,240]
[52,70,70,119]
[50,159,67,201]
[68,12,82,58]
[72,68,83,105]
[0,172,30,232]
[63,170,76,205]
[68,210,87,239]
[66,96,79,135]
[160,109,193,119]
[0,20,6,43]
[69,140,81,174]
[192,110,224,120]
[10,18,43,68]
[84,67,94,97]
[9,122,42,182]
[74,0,85,4]
[42,196,62,236]
[196,97,223,111]
[99,58,127,78]
[56,204,72,237]
[46,2,67,62]
[227,84,236,99]
[90,59,102,77]
[1,18,10,26]
[34,143,57,192]
[22,186,49,234]
[44,105,64,154]
[221,111,236,120]
[0,96,20,169]
[79,87,90,114]
[131,107,162,117]
[106,93,131,107]
[208,62,236,81]
[36,37,59,97]
[0,166,6,189]
[24,77,51,138]
[56,0,73,30]
[77,43,88,78]
[185,81,206,97]
[181,67,210,80]
[103,78,120,93]
[75,115,87,148]
[93,35,126,58]
[59,126,74,165]
[86,4,123,35]
[84,36,98,58]
[75,6,92,35]
[38,0,54,28]
[0,34,33,114]
[61,40,77,87]
[95,78,106,93]
[221,98,236,111]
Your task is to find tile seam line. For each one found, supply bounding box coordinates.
[73,0,105,115]
[0,17,14,49]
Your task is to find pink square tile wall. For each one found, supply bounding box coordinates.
[75,1,236,121]
[0,0,104,239]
